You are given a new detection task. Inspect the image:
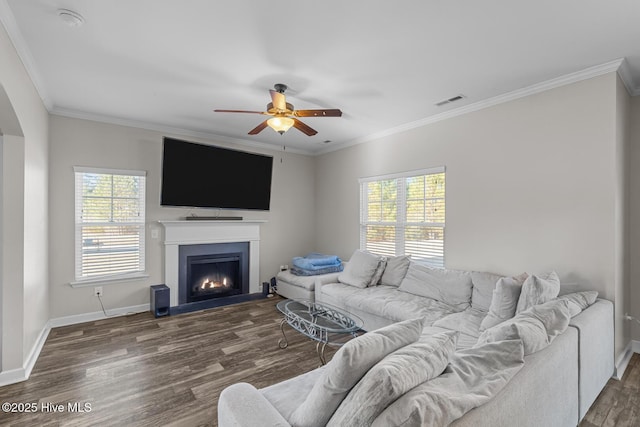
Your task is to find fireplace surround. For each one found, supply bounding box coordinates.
[160,220,265,312]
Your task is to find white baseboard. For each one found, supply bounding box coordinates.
[48,303,150,328]
[0,367,27,387]
[0,303,150,387]
[0,323,51,387]
[614,340,640,380]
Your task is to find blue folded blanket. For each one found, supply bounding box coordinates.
[291,264,344,276]
[292,253,342,270]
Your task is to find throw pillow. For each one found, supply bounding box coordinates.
[368,257,387,287]
[371,339,525,427]
[470,271,503,312]
[515,271,561,313]
[557,291,598,317]
[288,318,424,427]
[338,250,381,289]
[327,331,458,427]
[379,255,411,287]
[479,273,528,331]
[398,263,472,311]
[476,299,571,355]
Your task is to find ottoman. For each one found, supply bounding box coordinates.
[275,269,342,302]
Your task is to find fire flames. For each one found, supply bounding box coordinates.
[201,277,228,290]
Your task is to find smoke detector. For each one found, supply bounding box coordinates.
[57,9,84,27]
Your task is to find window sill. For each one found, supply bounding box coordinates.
[69,272,150,288]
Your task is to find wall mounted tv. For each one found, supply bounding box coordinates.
[161,137,273,210]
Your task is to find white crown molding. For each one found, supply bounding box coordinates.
[617,58,640,96]
[50,107,314,156]
[0,0,53,110]
[317,58,631,156]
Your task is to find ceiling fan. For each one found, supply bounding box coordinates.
[214,84,342,136]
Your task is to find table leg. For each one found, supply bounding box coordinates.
[278,318,288,349]
[316,341,328,366]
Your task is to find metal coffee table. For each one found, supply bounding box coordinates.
[276,299,363,365]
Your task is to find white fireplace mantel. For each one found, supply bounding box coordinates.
[159,220,266,306]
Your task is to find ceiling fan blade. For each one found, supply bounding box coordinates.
[248,120,269,135]
[294,109,343,117]
[292,118,318,136]
[269,90,287,111]
[214,109,266,114]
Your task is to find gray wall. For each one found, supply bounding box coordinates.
[48,115,316,318]
[315,73,631,358]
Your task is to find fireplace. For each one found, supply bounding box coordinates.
[178,242,250,306]
[187,253,242,302]
[160,220,264,312]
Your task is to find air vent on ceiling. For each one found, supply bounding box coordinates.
[435,94,465,107]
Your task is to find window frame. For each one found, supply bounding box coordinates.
[359,166,445,267]
[72,166,148,286]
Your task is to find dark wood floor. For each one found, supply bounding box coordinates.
[0,296,638,426]
[581,352,640,427]
[0,296,336,426]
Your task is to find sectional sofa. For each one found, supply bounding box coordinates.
[220,251,614,426]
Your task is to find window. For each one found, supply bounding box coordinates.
[360,167,445,267]
[74,167,146,282]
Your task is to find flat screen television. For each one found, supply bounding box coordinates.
[161,137,273,210]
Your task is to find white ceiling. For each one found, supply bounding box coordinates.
[2,0,640,154]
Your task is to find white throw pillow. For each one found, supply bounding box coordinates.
[327,331,458,427]
[372,339,525,427]
[476,299,571,355]
[338,250,381,288]
[379,255,411,287]
[289,318,424,427]
[557,291,598,317]
[398,263,472,311]
[368,257,387,287]
[471,271,503,312]
[479,273,528,331]
[515,271,561,313]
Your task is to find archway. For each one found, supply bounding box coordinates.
[0,83,24,372]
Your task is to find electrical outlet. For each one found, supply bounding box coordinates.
[94,286,103,297]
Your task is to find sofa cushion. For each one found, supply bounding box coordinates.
[260,366,326,420]
[471,271,503,312]
[289,318,424,427]
[479,273,527,331]
[319,283,458,325]
[557,291,598,317]
[422,325,479,350]
[327,331,458,427]
[338,250,381,288]
[432,307,486,338]
[476,299,571,355]
[372,339,525,427]
[379,255,411,287]
[398,263,472,311]
[276,269,318,291]
[516,271,561,313]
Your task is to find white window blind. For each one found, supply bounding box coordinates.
[360,167,445,267]
[74,167,146,281]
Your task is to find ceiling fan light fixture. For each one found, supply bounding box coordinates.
[267,117,294,135]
